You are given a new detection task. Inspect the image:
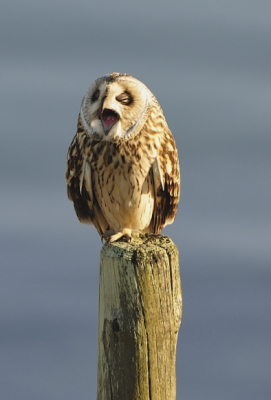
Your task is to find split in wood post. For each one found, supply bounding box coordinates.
[97,233,182,400]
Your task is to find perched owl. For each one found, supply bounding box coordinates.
[66,73,180,243]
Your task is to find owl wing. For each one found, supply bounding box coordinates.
[66,130,108,236]
[150,127,180,233]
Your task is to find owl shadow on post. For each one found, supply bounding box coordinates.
[66,73,182,400]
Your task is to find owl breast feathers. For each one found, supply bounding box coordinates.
[66,72,180,243]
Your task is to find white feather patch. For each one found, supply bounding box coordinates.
[83,160,93,202]
[153,157,164,191]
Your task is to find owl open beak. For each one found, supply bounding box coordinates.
[101,108,120,134]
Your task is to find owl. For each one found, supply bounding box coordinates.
[66,73,180,243]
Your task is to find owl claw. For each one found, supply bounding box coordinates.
[102,228,132,244]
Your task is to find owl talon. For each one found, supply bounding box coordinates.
[102,228,132,244]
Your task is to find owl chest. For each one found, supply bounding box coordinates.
[90,146,154,229]
[93,159,145,208]
[90,141,151,198]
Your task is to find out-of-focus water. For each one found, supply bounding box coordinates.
[1,1,271,399]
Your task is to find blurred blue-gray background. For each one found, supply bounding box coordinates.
[1,1,270,399]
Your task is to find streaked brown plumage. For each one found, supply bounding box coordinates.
[66,73,180,243]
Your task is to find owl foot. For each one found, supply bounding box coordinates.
[102,228,132,244]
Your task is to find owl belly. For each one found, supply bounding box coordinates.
[93,167,154,232]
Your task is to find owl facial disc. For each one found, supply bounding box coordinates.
[101,108,119,134]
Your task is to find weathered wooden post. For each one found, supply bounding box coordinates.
[97,233,182,400]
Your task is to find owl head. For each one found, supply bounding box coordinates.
[80,73,153,142]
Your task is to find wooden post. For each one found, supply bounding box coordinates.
[97,234,182,400]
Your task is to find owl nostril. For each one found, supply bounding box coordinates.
[101,108,119,134]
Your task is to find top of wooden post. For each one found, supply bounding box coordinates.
[101,232,178,261]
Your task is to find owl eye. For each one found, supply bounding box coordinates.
[116,92,133,105]
[91,89,100,102]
